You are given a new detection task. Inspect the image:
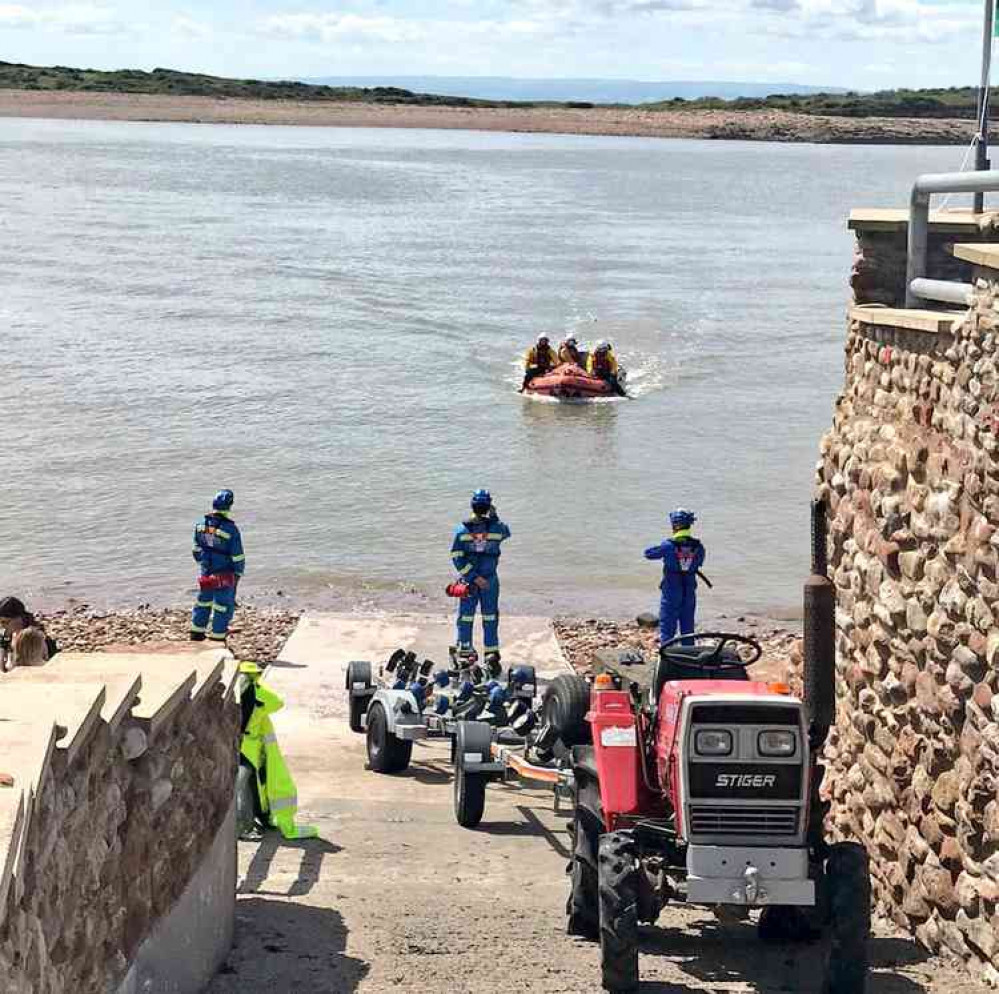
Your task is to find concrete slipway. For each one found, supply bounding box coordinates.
[206,613,988,994]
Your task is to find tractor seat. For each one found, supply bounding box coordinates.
[653,645,748,702]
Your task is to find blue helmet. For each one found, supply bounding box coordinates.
[471,488,492,512]
[669,508,696,530]
[213,489,235,512]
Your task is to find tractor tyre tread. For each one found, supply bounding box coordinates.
[567,756,601,940]
[598,832,640,993]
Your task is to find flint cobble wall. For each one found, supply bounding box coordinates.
[0,675,239,993]
[815,281,999,980]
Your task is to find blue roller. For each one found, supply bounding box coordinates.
[434,695,450,715]
[408,681,426,709]
[433,671,450,688]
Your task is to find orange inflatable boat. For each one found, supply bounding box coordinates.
[523,362,615,400]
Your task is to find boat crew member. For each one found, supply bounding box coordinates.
[558,336,583,366]
[587,340,626,396]
[450,489,511,669]
[520,334,558,391]
[190,489,245,642]
[644,508,705,647]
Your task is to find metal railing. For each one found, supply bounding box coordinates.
[905,169,999,307]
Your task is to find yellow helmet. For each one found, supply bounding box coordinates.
[238,661,263,680]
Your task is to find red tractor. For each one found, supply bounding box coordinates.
[566,501,869,992]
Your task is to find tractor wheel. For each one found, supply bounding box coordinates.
[598,832,639,993]
[544,673,592,748]
[347,661,373,733]
[759,905,813,943]
[453,721,492,828]
[822,842,871,994]
[366,702,413,774]
[567,748,602,940]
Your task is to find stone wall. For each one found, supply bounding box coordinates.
[0,650,239,993]
[815,282,999,980]
[850,214,999,307]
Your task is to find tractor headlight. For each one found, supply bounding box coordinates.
[758,730,796,757]
[694,729,733,756]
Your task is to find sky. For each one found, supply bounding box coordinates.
[0,0,991,91]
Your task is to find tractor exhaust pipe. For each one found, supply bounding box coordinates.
[803,498,835,747]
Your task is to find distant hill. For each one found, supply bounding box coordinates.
[0,61,992,123]
[299,75,844,104]
[0,61,502,107]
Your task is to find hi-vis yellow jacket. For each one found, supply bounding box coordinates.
[239,664,318,840]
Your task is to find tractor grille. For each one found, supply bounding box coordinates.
[689,805,799,837]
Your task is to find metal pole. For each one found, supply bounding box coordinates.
[975,0,994,213]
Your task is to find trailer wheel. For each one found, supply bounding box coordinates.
[366,702,413,774]
[598,832,639,993]
[347,661,373,733]
[822,842,870,994]
[544,674,592,748]
[453,721,492,828]
[567,748,601,940]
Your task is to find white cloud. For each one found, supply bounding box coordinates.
[256,13,429,45]
[173,14,211,40]
[0,2,129,34]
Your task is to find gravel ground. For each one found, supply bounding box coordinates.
[40,604,299,664]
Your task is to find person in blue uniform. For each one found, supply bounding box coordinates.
[644,508,705,647]
[190,489,246,642]
[450,489,511,667]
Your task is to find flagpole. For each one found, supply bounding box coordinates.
[974,0,994,214]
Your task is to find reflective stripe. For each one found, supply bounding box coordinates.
[195,600,212,608]
[481,615,498,621]
[269,795,298,811]
[208,633,227,642]
[486,533,505,540]
[459,564,474,576]
[459,615,475,622]
[212,601,231,612]
[450,551,464,561]
[190,624,207,633]
[263,733,278,745]
[215,528,232,539]
[484,644,500,652]
[459,534,474,542]
[231,554,245,562]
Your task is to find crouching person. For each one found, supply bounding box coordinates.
[0,596,54,672]
[238,662,318,840]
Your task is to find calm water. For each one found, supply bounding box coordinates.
[0,119,966,617]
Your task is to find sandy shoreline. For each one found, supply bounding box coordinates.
[0,89,975,145]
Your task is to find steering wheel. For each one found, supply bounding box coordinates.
[659,631,763,667]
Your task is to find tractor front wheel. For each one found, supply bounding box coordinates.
[567,749,601,940]
[598,831,639,993]
[822,842,871,994]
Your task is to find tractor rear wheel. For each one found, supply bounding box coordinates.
[598,832,639,993]
[567,747,601,940]
[366,702,413,774]
[544,674,592,748]
[822,842,870,994]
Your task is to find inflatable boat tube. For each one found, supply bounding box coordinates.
[524,363,615,400]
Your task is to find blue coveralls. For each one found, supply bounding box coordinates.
[191,512,246,642]
[644,534,705,647]
[450,513,511,654]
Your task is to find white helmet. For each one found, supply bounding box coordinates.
[595,340,611,352]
